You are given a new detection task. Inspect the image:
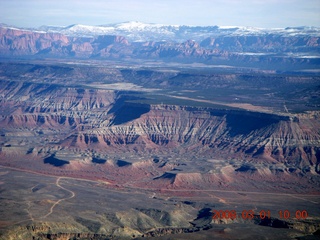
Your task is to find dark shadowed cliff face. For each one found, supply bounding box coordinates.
[0,62,318,160]
[0,61,319,203]
[0,76,319,174]
[70,105,320,169]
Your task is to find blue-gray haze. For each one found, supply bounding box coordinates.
[0,0,319,28]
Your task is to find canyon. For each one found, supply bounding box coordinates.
[0,22,319,239]
[0,60,319,239]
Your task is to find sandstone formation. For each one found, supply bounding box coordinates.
[0,56,319,239]
[0,63,319,193]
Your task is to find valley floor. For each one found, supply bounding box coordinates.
[0,166,319,240]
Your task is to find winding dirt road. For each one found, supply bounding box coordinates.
[42,177,76,219]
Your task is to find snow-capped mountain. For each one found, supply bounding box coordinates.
[35,21,320,42]
[1,21,319,70]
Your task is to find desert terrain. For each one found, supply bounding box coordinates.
[0,59,319,239]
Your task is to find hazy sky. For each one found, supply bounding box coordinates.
[1,0,319,28]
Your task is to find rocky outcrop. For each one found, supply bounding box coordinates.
[0,27,70,56]
[0,62,319,196]
[1,75,319,172]
[64,105,319,167]
[200,35,320,52]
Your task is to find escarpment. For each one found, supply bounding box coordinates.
[0,79,116,129]
[0,73,319,197]
[1,25,320,240]
[66,105,320,168]
[1,79,319,170]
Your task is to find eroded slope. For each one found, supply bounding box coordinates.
[0,61,320,239]
[0,76,319,193]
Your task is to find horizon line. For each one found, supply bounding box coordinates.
[1,21,320,30]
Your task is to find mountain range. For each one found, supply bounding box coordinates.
[35,21,320,42]
[0,22,319,69]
